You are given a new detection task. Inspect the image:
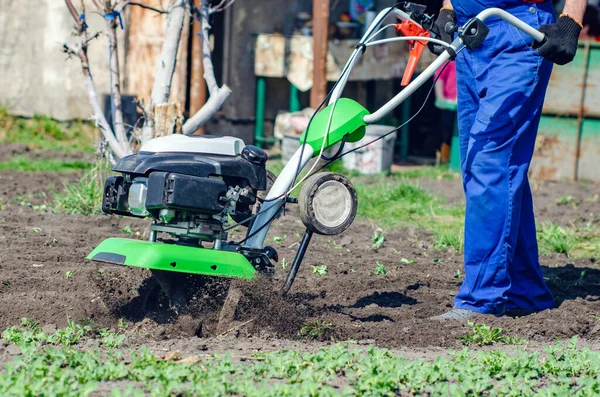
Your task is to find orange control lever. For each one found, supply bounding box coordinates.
[395,20,430,86]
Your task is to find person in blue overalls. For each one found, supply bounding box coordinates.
[429,0,586,320]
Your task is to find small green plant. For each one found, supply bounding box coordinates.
[375,261,388,275]
[2,318,91,348]
[538,221,577,257]
[556,195,580,207]
[434,228,464,252]
[98,329,126,348]
[281,258,288,269]
[47,320,91,347]
[460,322,526,346]
[97,268,105,276]
[117,318,128,331]
[273,236,284,243]
[400,258,416,264]
[312,265,328,275]
[299,320,333,340]
[454,270,462,279]
[372,229,385,249]
[121,225,133,234]
[32,227,41,233]
[65,271,73,279]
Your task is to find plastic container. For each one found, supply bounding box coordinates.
[342,125,397,174]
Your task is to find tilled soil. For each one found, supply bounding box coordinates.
[0,169,599,355]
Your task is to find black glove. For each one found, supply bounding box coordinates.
[429,8,457,55]
[533,15,582,65]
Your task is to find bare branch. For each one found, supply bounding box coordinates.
[65,0,80,22]
[91,0,105,11]
[210,0,236,13]
[64,0,84,32]
[78,41,131,159]
[84,31,102,45]
[105,8,128,145]
[62,42,80,56]
[63,0,132,160]
[122,1,167,14]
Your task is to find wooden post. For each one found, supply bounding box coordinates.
[190,0,207,134]
[310,0,329,109]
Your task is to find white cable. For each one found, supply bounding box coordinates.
[283,49,362,195]
[366,24,398,43]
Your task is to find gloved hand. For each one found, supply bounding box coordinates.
[429,8,457,55]
[533,15,582,65]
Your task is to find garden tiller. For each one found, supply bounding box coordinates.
[88,3,548,310]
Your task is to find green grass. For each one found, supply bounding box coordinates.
[353,176,465,252]
[0,155,91,173]
[0,108,96,154]
[1,321,600,397]
[53,161,110,215]
[538,221,600,258]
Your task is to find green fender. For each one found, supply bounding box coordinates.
[87,238,257,279]
[300,98,370,155]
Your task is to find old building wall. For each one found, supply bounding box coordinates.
[0,0,127,120]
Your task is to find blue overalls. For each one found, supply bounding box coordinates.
[452,0,556,314]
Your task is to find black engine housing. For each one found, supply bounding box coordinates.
[102,146,269,220]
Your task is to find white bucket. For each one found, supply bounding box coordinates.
[342,125,397,174]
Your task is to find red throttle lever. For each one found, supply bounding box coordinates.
[395,20,430,86]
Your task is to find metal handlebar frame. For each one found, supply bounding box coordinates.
[329,7,546,123]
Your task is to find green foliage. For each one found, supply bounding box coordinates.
[53,161,110,215]
[537,221,600,258]
[0,107,96,153]
[372,229,385,249]
[556,195,580,207]
[1,318,91,348]
[121,225,133,235]
[98,329,126,348]
[1,335,600,396]
[375,261,388,275]
[299,320,333,340]
[312,265,328,275]
[460,322,527,347]
[538,222,577,257]
[433,225,464,252]
[64,271,73,279]
[0,155,91,173]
